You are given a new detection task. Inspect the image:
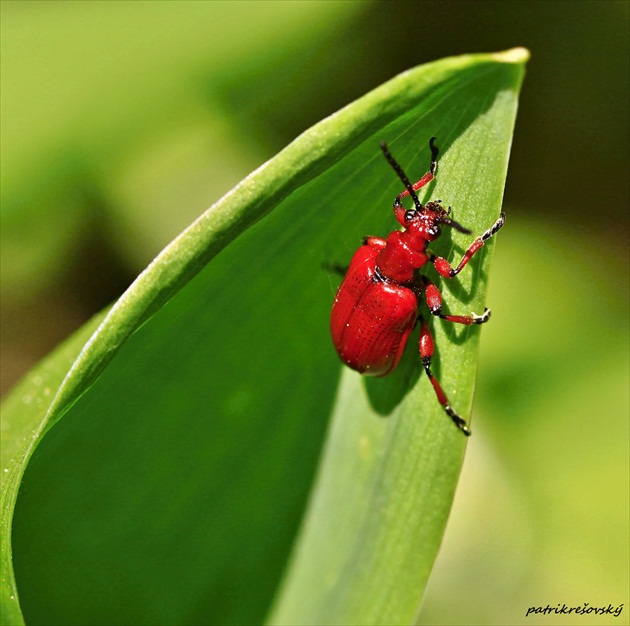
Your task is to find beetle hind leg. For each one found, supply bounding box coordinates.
[419,318,471,436]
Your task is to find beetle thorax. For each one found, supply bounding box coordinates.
[374,227,429,284]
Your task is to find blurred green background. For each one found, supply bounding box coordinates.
[1,1,628,625]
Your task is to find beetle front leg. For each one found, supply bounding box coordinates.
[419,318,471,436]
[396,136,439,202]
[430,212,506,278]
[382,138,439,225]
[423,277,491,325]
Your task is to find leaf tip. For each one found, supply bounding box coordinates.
[493,47,530,64]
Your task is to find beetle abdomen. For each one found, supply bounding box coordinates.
[331,246,418,377]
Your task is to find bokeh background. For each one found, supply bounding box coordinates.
[2,1,628,625]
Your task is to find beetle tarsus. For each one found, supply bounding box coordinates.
[473,308,491,324]
[482,213,506,242]
[445,405,472,436]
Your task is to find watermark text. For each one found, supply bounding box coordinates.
[526,603,624,618]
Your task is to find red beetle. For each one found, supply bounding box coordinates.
[330,138,505,435]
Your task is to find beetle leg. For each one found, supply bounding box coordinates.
[395,136,439,203]
[430,213,506,278]
[419,318,471,436]
[395,171,435,203]
[362,236,387,250]
[382,138,439,225]
[423,277,491,325]
[391,169,435,225]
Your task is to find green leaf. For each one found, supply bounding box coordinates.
[1,49,527,626]
[268,49,528,626]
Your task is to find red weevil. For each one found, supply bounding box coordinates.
[330,138,504,435]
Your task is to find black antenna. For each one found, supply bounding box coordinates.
[439,217,472,235]
[380,142,422,211]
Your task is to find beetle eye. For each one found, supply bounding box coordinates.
[404,210,416,222]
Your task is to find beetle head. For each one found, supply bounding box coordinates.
[426,201,472,235]
[420,201,448,240]
[404,202,442,240]
[408,200,472,240]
